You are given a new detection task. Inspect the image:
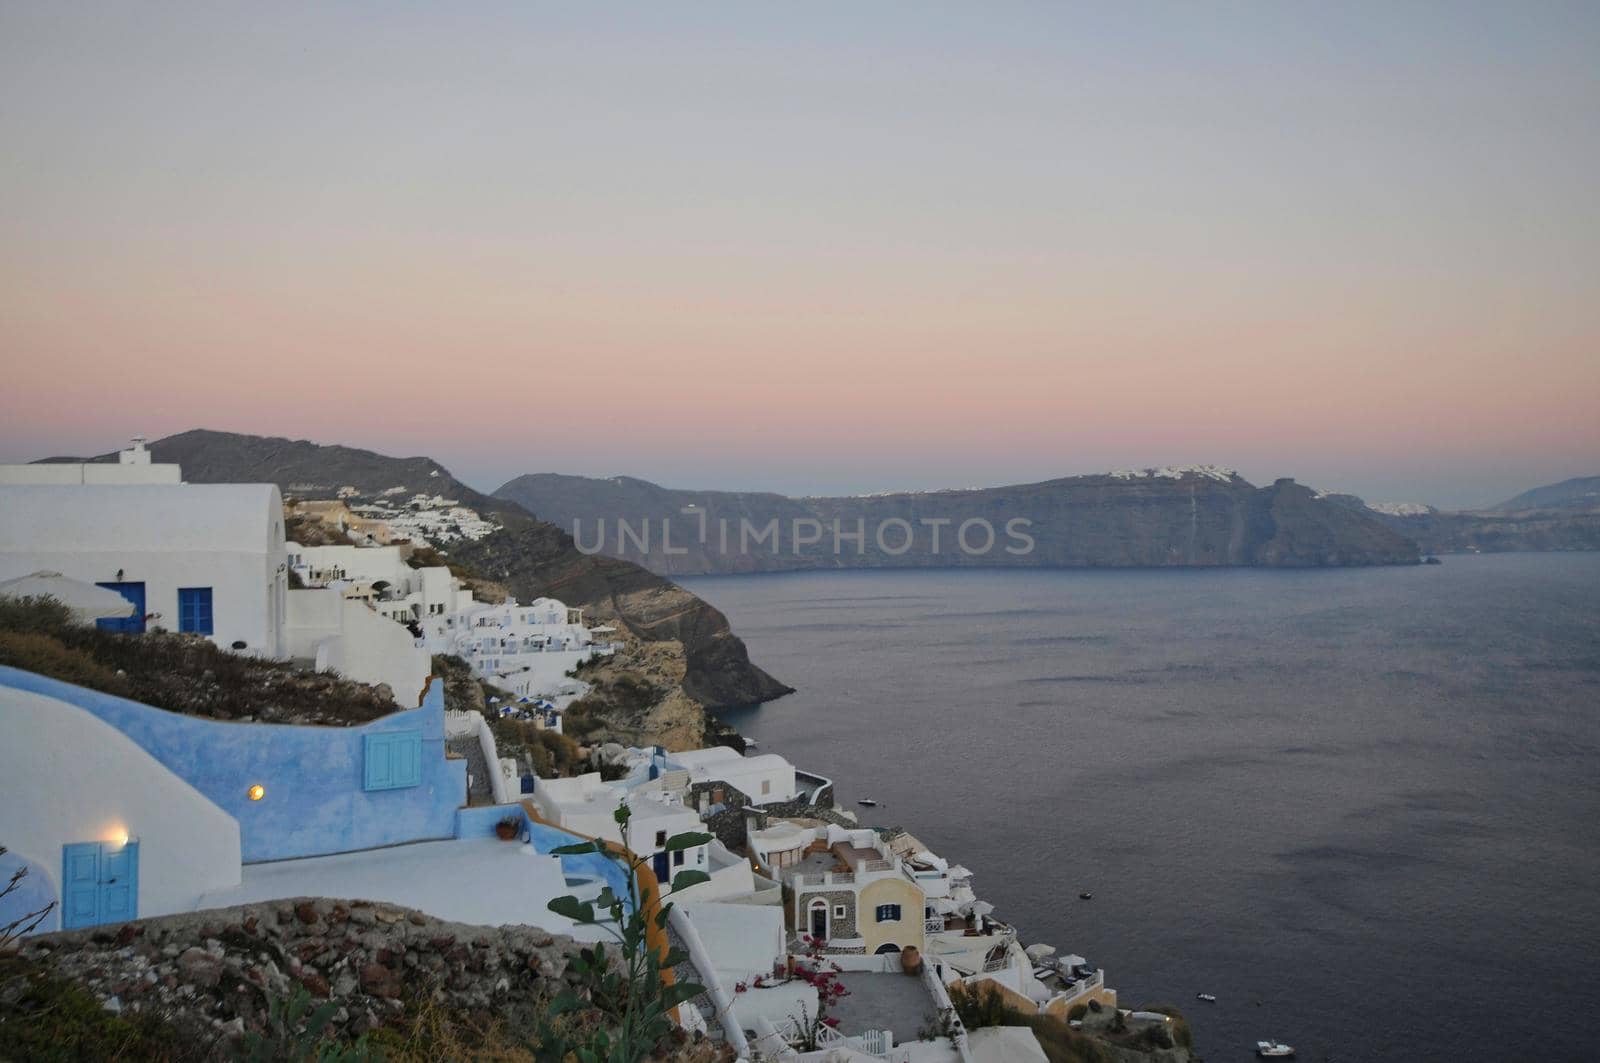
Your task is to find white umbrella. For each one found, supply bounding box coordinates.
[0,571,135,622]
[967,900,995,918]
[1025,943,1058,961]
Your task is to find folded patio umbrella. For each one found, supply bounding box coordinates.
[0,570,136,622]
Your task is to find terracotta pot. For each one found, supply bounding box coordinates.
[495,821,519,840]
[900,946,923,974]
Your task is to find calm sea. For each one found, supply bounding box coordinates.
[683,554,1600,1063]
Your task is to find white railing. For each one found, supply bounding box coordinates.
[925,917,945,934]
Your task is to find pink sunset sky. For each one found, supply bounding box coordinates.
[1,3,1596,509]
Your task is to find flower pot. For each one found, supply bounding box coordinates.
[495,821,519,840]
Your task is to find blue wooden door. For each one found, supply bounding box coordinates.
[61,843,101,929]
[95,581,146,633]
[60,841,139,929]
[99,844,138,922]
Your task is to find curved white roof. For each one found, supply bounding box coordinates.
[670,746,744,767]
[0,483,284,555]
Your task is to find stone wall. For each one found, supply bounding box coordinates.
[796,888,857,940]
[12,898,580,1050]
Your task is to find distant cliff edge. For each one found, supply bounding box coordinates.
[494,466,1421,577]
[1320,474,1600,556]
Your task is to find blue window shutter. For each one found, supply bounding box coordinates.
[364,730,423,791]
[177,588,214,635]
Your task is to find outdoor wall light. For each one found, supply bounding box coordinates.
[248,784,266,801]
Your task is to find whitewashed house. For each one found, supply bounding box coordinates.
[285,543,474,623]
[531,772,710,887]
[416,597,616,699]
[0,447,433,705]
[0,481,290,657]
[667,746,798,805]
[0,437,181,486]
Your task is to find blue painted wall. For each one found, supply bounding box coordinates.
[0,667,467,863]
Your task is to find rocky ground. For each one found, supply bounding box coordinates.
[4,898,577,1059]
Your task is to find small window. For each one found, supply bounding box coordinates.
[177,587,214,635]
[875,903,902,923]
[673,849,685,867]
[696,849,705,865]
[834,904,847,918]
[655,830,667,848]
[761,780,771,794]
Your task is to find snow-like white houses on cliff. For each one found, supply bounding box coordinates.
[416,598,617,700]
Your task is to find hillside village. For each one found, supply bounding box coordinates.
[0,440,1190,1062]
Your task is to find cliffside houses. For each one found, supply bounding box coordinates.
[0,445,1112,1057]
[285,542,476,623]
[415,597,620,704]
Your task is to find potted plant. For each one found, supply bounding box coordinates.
[494,815,521,841]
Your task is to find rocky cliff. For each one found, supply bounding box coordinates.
[56,430,791,711]
[494,466,1421,576]
[1320,475,1600,555]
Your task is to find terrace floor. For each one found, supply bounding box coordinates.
[197,837,608,939]
[829,971,940,1041]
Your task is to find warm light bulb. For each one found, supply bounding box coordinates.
[248,784,266,801]
[108,828,129,847]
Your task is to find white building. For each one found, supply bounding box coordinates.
[0,437,182,486]
[285,543,474,624]
[0,448,434,705]
[0,482,290,657]
[668,746,798,805]
[531,772,710,887]
[0,678,243,929]
[417,598,615,700]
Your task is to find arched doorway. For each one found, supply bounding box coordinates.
[807,898,828,941]
[874,943,901,955]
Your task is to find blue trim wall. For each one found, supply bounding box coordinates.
[0,667,467,863]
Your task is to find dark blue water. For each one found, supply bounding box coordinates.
[683,554,1600,1063]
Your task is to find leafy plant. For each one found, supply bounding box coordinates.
[951,981,1018,1030]
[536,802,712,1063]
[232,986,376,1063]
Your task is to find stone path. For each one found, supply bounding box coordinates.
[446,733,493,805]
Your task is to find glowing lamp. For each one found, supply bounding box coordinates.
[248,784,266,802]
[108,828,129,848]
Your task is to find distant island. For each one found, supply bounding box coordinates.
[494,465,1422,576]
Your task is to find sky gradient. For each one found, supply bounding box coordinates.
[2,2,1596,509]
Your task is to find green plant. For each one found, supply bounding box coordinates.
[0,953,202,1062]
[950,982,1019,1030]
[232,986,377,1062]
[536,803,712,1063]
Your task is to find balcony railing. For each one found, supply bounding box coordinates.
[924,917,945,934]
